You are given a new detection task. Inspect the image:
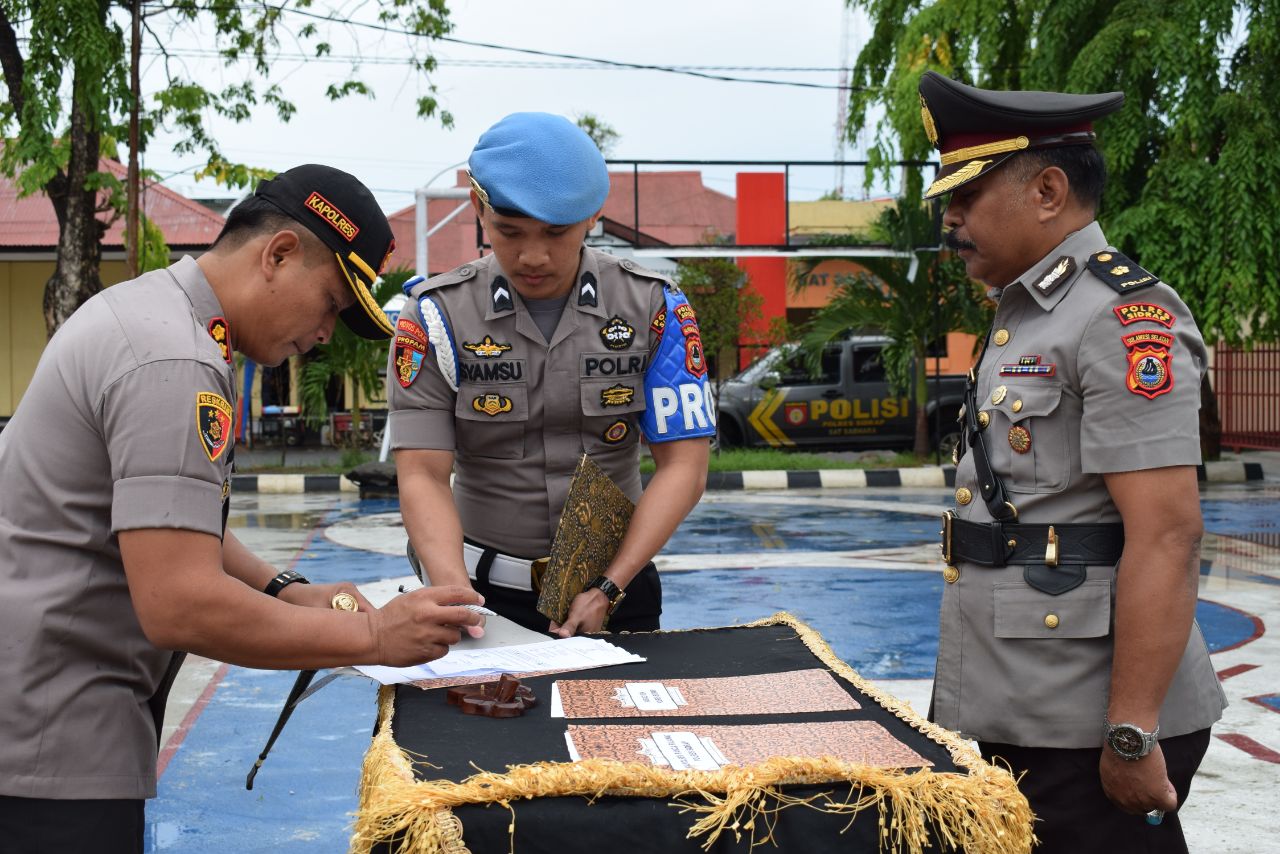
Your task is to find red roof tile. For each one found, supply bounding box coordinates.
[386,170,736,276]
[0,159,225,250]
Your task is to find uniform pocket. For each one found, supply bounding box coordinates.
[455,384,529,459]
[992,381,1070,493]
[993,579,1111,639]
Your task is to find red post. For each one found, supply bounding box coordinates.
[736,173,788,369]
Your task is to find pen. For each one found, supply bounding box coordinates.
[397,585,496,617]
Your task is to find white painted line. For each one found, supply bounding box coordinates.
[1204,461,1247,483]
[256,474,305,494]
[339,475,359,493]
[741,470,789,490]
[899,467,947,487]
[819,469,869,488]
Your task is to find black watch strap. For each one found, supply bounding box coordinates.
[264,569,310,597]
[586,575,626,613]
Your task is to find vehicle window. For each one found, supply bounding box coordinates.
[778,346,841,385]
[853,348,887,383]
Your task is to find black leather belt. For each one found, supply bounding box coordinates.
[941,512,1125,568]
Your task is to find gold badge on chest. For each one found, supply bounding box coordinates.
[1008,425,1032,454]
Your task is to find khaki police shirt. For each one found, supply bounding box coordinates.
[932,222,1228,747]
[388,248,683,558]
[0,256,235,799]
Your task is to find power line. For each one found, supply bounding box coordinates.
[139,2,855,91]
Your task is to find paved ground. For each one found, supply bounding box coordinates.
[148,478,1280,853]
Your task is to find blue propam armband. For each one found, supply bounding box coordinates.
[640,290,717,442]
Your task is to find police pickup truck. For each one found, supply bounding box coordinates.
[716,336,967,454]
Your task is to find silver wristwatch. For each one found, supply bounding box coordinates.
[1104,718,1159,760]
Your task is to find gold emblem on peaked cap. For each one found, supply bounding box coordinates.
[926,159,994,198]
[920,94,939,147]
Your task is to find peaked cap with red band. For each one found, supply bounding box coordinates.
[918,71,1124,200]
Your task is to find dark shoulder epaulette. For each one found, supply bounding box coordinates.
[421,262,480,294]
[1086,250,1159,295]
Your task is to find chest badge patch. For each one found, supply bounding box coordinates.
[206,317,232,363]
[463,336,513,358]
[999,355,1057,377]
[601,384,635,407]
[1008,425,1032,454]
[472,393,513,417]
[603,419,630,444]
[1114,302,1174,328]
[394,333,426,388]
[600,316,636,350]
[196,392,233,462]
[1122,330,1175,399]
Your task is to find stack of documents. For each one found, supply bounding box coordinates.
[355,636,646,686]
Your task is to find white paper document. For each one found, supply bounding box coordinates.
[354,635,645,686]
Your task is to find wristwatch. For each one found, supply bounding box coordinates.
[1104,718,1159,760]
[264,568,310,598]
[585,575,626,614]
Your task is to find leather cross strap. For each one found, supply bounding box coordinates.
[943,514,1125,568]
[963,368,1019,521]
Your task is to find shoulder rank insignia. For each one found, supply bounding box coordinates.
[463,335,512,358]
[1114,302,1174,328]
[491,276,514,313]
[196,391,233,462]
[1088,250,1159,294]
[1032,255,1076,295]
[600,316,635,350]
[1122,330,1175,399]
[578,271,598,307]
[206,317,232,363]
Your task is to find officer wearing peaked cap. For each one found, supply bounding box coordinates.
[919,71,1225,853]
[389,112,715,637]
[0,164,484,852]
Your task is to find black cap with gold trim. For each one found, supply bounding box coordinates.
[255,164,396,340]
[918,71,1124,200]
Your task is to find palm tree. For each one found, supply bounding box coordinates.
[798,200,991,457]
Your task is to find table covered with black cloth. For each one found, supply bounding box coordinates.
[352,614,1032,854]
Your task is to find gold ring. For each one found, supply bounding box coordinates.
[331,592,359,612]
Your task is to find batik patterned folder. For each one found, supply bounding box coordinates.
[536,454,634,625]
[554,669,861,718]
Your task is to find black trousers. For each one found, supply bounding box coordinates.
[475,561,663,635]
[0,796,144,854]
[980,728,1212,854]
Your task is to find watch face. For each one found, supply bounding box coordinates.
[1110,726,1144,756]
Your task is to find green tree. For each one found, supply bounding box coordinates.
[575,112,620,155]
[298,269,409,448]
[845,0,1280,455]
[0,1,454,338]
[798,199,990,456]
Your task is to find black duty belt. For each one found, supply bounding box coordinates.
[941,511,1125,569]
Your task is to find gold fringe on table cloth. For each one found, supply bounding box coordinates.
[350,612,1035,854]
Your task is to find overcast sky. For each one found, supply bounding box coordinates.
[140,0,890,214]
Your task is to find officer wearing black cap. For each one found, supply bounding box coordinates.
[920,72,1225,853]
[389,113,715,637]
[0,164,483,853]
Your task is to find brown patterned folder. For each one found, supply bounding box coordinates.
[565,720,932,770]
[555,669,860,718]
[536,454,635,625]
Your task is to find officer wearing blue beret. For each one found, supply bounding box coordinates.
[919,72,1225,853]
[389,113,715,635]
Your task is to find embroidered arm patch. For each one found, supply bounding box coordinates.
[639,290,717,443]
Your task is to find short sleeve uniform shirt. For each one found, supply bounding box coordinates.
[932,222,1227,747]
[0,256,235,799]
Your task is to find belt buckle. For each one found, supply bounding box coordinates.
[530,557,551,593]
[940,511,954,565]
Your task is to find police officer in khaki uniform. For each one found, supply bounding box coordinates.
[390,113,714,636]
[918,72,1227,853]
[0,165,483,854]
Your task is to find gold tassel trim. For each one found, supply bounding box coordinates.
[350,612,1034,854]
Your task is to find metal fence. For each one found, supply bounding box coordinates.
[1214,344,1280,450]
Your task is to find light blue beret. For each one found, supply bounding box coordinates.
[468,112,609,226]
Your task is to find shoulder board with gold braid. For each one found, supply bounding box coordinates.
[1086,250,1160,295]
